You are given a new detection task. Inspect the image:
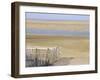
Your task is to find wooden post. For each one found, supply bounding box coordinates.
[35,48,38,66]
[46,48,49,65]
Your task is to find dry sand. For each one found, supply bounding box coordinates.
[26,35,89,65]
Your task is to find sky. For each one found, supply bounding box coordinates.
[25,12,89,37]
[25,12,89,21]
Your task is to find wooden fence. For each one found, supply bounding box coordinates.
[26,47,60,67]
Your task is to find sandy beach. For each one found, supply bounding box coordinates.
[26,35,89,65]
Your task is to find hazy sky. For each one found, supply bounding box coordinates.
[25,12,89,21]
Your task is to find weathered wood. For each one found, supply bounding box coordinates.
[26,47,60,67]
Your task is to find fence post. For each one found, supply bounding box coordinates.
[35,48,37,66]
[46,48,49,65]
